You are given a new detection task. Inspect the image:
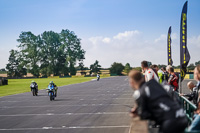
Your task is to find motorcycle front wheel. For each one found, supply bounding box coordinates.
[32,89,36,96]
[50,93,53,101]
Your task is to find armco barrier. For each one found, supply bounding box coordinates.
[174,92,200,133]
[175,91,196,123]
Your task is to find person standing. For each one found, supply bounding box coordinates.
[194,65,200,90]
[161,67,169,82]
[180,81,198,105]
[194,65,200,103]
[128,70,188,133]
[141,61,159,82]
[168,67,179,92]
[157,69,164,84]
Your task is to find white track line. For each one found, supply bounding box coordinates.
[0,98,133,102]
[0,104,131,108]
[0,125,130,131]
[0,112,128,117]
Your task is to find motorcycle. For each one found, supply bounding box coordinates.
[46,85,55,101]
[97,75,100,81]
[30,83,38,96]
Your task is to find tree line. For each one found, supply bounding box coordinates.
[5,28,200,78]
[6,29,85,77]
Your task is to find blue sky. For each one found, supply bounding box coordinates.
[0,0,200,68]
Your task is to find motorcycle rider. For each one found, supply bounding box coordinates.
[30,80,38,94]
[97,74,100,81]
[129,70,188,133]
[49,81,58,97]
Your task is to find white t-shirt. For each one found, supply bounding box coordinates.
[145,68,159,82]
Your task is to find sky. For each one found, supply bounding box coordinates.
[0,0,200,68]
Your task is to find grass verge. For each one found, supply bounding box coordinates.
[0,75,109,97]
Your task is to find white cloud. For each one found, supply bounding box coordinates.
[188,35,200,48]
[82,30,200,68]
[155,34,166,43]
[89,36,103,45]
[113,30,140,40]
[102,37,111,43]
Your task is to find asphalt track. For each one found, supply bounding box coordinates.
[0,76,134,133]
[0,77,194,133]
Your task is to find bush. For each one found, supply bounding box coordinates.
[109,62,124,75]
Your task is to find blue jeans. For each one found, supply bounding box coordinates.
[188,114,200,131]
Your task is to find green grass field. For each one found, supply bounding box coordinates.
[0,76,109,97]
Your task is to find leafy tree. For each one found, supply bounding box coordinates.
[158,64,167,69]
[0,69,6,72]
[133,67,142,72]
[90,60,101,74]
[17,32,42,77]
[78,61,87,75]
[60,29,85,75]
[6,49,27,77]
[195,61,200,66]
[15,29,85,77]
[124,63,132,74]
[109,62,124,75]
[188,63,195,70]
[41,31,62,76]
[78,61,85,71]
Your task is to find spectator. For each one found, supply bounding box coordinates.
[157,67,165,84]
[194,65,200,90]
[194,65,200,103]
[166,65,172,74]
[141,61,159,82]
[168,67,179,92]
[128,70,188,133]
[188,101,200,131]
[150,64,159,76]
[180,81,198,105]
[161,67,169,81]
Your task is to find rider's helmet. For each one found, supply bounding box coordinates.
[31,80,35,83]
[50,81,53,84]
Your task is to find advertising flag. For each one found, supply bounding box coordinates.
[168,26,173,66]
[180,1,190,81]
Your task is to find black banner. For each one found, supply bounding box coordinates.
[168,26,173,66]
[180,1,190,81]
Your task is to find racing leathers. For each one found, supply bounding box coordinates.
[168,73,178,91]
[133,79,187,133]
[49,83,58,97]
[30,82,38,92]
[144,68,159,82]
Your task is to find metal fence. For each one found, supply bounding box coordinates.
[175,92,200,133]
